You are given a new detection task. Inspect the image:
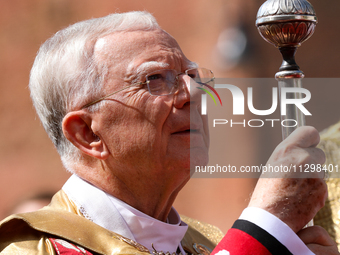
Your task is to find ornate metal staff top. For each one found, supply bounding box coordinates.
[256,0,317,138]
[256,0,317,41]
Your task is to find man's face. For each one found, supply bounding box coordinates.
[92,29,209,187]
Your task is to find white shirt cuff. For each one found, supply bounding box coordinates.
[239,207,314,255]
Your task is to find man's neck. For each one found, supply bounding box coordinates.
[76,168,186,222]
[62,174,188,254]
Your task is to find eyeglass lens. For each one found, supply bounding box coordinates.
[146,68,214,96]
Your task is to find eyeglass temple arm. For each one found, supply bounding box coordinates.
[81,82,147,109]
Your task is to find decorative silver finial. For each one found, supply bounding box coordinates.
[256,0,317,75]
[256,0,317,48]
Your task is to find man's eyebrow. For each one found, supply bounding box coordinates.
[124,61,169,83]
[125,61,198,82]
[187,62,198,69]
[135,61,170,74]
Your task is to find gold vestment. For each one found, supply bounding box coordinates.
[315,121,340,250]
[0,190,224,254]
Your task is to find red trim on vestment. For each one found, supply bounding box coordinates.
[49,238,93,255]
[212,228,272,255]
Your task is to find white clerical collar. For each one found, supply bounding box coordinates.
[62,174,188,254]
[110,194,187,253]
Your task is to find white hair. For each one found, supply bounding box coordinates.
[29,12,161,172]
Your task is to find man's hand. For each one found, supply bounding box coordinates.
[249,126,327,233]
[298,226,339,254]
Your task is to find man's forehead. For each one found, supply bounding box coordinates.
[94,29,194,74]
[94,29,173,54]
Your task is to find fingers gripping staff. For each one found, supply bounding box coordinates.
[250,127,327,232]
[211,129,327,254]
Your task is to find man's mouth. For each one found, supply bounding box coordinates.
[172,129,199,135]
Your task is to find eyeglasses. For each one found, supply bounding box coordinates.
[81,67,215,109]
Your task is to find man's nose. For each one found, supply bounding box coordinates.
[173,75,202,108]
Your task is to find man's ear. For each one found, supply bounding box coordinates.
[62,111,109,160]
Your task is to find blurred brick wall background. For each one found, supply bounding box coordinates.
[0,0,340,233]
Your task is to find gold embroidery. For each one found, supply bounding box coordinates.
[114,235,150,253]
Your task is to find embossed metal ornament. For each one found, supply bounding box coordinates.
[256,0,317,49]
[255,0,317,139]
[256,0,317,76]
[193,243,212,255]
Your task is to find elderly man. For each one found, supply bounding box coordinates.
[0,11,337,255]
